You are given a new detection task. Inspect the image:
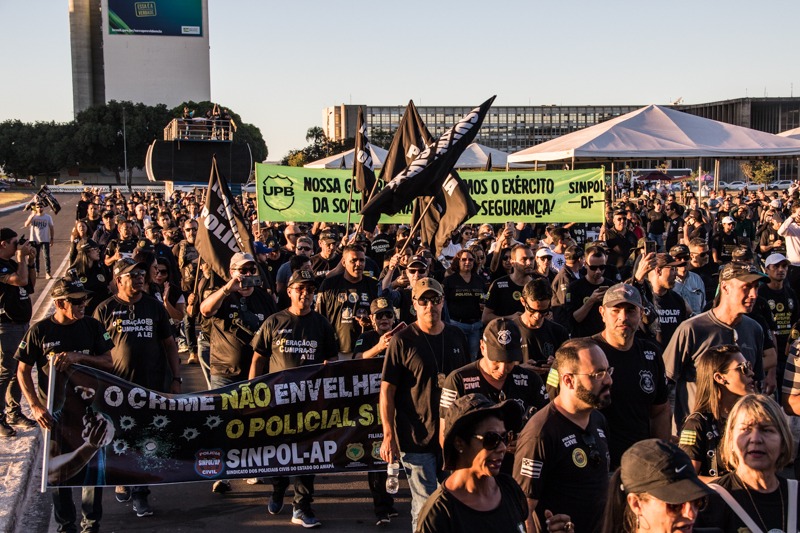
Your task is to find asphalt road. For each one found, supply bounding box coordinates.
[0,193,413,533]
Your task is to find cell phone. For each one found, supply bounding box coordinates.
[644,240,656,255]
[240,275,261,288]
[389,321,407,336]
[18,236,27,246]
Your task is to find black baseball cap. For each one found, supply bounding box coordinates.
[719,262,769,283]
[620,439,712,505]
[287,269,316,288]
[442,393,523,470]
[481,318,523,363]
[113,258,146,277]
[669,245,690,260]
[370,297,393,315]
[51,278,92,300]
[78,238,100,252]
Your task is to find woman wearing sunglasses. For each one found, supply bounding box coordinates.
[69,238,111,316]
[696,394,798,532]
[678,344,755,480]
[601,439,712,533]
[417,393,525,533]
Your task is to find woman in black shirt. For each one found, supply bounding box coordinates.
[443,248,486,360]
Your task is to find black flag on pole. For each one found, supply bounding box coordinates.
[378,100,433,183]
[353,107,376,204]
[484,152,493,172]
[196,157,255,281]
[413,171,478,257]
[361,96,495,227]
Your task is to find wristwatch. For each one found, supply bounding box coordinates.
[172,377,183,384]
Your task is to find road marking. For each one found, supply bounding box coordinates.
[30,252,71,323]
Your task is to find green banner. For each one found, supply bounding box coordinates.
[255,164,604,224]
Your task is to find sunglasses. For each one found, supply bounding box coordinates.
[236,267,258,275]
[665,497,709,513]
[156,269,168,276]
[501,256,511,262]
[296,246,313,252]
[472,431,513,450]
[67,297,88,306]
[416,295,443,306]
[586,265,606,271]
[726,361,753,375]
[407,268,426,275]
[523,301,551,316]
[375,311,394,320]
[122,270,146,278]
[460,257,475,262]
[691,251,709,258]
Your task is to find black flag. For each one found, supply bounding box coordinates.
[413,171,478,257]
[361,96,495,227]
[27,185,61,214]
[353,107,376,204]
[196,158,255,281]
[484,152,493,172]
[379,100,433,183]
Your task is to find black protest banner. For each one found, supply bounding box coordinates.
[361,96,495,226]
[45,359,386,488]
[413,171,479,257]
[353,106,376,204]
[196,158,254,280]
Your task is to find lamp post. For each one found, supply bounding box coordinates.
[123,107,130,192]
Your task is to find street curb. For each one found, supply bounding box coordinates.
[0,429,41,533]
[0,198,35,216]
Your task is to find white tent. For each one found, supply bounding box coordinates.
[507,104,800,164]
[303,146,388,169]
[778,126,800,140]
[453,143,537,169]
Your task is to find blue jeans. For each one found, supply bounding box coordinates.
[450,320,483,361]
[647,233,664,252]
[400,451,439,532]
[52,487,102,533]
[33,241,52,275]
[0,323,28,416]
[210,372,240,390]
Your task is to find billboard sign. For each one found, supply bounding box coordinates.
[108,0,203,37]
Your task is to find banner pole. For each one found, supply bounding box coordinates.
[398,196,437,256]
[353,177,383,235]
[40,355,57,493]
[345,176,355,236]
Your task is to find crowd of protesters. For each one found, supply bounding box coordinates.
[2,178,800,531]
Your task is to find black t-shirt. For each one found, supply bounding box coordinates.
[665,217,684,251]
[484,275,524,317]
[514,315,569,365]
[15,316,113,404]
[592,335,669,467]
[696,474,798,532]
[416,473,528,533]
[565,277,614,338]
[647,209,666,235]
[316,273,379,354]
[73,262,112,317]
[440,360,548,423]
[652,289,689,348]
[381,323,469,453]
[93,293,173,390]
[310,253,341,280]
[251,309,338,374]
[367,233,394,267]
[759,226,786,257]
[677,411,725,477]
[711,232,739,263]
[513,403,610,533]
[758,283,799,358]
[104,238,138,259]
[0,258,33,323]
[605,228,637,267]
[209,288,276,378]
[442,273,485,322]
[353,329,383,358]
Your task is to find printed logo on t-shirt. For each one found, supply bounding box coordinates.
[561,434,577,447]
[639,370,655,394]
[497,281,508,289]
[643,350,656,361]
[572,448,588,468]
[512,291,521,301]
[519,458,542,479]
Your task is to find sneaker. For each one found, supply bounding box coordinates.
[114,486,131,503]
[376,513,391,526]
[212,480,231,494]
[0,418,16,438]
[267,491,285,515]
[132,498,154,517]
[7,412,37,428]
[291,508,321,528]
[246,477,265,485]
[387,508,399,518]
[45,273,52,280]
[187,352,199,364]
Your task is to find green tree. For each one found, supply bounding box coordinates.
[369,128,393,149]
[0,120,73,178]
[740,160,777,185]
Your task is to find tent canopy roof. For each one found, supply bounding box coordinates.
[304,146,388,169]
[507,104,800,163]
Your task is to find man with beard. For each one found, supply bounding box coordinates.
[663,262,768,430]
[641,253,691,347]
[604,209,637,270]
[103,218,138,266]
[16,278,114,533]
[566,246,615,338]
[93,258,181,516]
[515,278,569,376]
[550,245,584,325]
[316,245,379,359]
[482,244,535,323]
[249,269,337,528]
[380,278,468,532]
[513,338,612,533]
[591,283,670,467]
[174,219,200,364]
[711,216,740,265]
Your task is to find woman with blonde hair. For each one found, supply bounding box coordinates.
[696,394,798,532]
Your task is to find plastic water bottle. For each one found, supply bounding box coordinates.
[385,462,400,494]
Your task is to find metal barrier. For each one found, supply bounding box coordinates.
[163,118,236,142]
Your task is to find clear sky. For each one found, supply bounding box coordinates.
[1,0,799,161]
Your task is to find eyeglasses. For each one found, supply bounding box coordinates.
[286,233,302,238]
[501,256,511,262]
[691,251,709,258]
[296,246,312,252]
[581,433,602,467]
[664,496,709,513]
[586,265,606,271]
[460,257,475,262]
[67,297,88,306]
[415,295,443,306]
[569,367,614,380]
[725,361,753,375]
[375,311,394,320]
[472,431,513,450]
[122,270,146,278]
[236,267,258,275]
[407,268,425,275]
[537,256,552,261]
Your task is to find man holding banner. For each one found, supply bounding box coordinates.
[250,269,338,528]
[16,277,114,533]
